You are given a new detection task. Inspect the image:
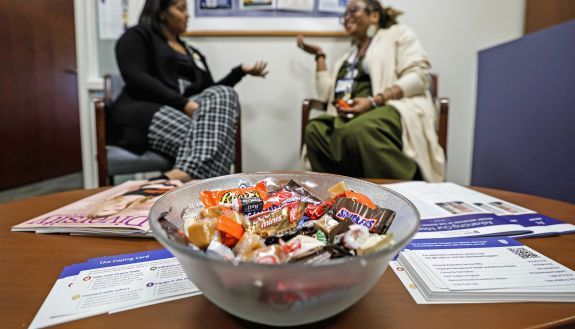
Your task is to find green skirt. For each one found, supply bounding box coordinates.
[304,105,419,179]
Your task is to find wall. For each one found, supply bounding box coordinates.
[87,0,525,186]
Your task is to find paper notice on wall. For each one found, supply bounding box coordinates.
[200,0,233,9]
[276,0,314,12]
[318,0,348,13]
[98,0,128,39]
[240,0,275,10]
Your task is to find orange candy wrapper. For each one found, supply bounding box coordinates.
[199,181,269,213]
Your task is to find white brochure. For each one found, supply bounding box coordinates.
[383,182,575,239]
[29,249,201,329]
[393,237,575,304]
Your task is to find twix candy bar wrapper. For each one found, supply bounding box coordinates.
[328,198,396,235]
[250,202,306,238]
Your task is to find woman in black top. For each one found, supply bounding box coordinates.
[111,0,268,181]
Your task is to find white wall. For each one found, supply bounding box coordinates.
[185,36,349,173]
[383,0,525,184]
[187,0,525,183]
[78,0,525,187]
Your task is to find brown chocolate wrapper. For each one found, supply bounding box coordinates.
[250,202,305,238]
[314,215,354,243]
[329,197,396,234]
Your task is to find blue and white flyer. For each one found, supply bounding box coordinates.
[384,182,575,239]
[29,249,200,329]
[394,237,575,304]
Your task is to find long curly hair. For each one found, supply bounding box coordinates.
[361,0,402,29]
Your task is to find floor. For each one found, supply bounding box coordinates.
[0,172,146,204]
[0,172,84,204]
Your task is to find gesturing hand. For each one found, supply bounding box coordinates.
[241,61,269,78]
[297,35,324,56]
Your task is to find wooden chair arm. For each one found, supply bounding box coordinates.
[301,99,328,151]
[438,97,450,152]
[235,110,242,173]
[94,97,109,187]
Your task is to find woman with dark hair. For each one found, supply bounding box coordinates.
[297,0,445,182]
[111,0,268,181]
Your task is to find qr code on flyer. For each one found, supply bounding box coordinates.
[508,247,539,259]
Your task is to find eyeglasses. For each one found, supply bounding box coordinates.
[339,5,367,24]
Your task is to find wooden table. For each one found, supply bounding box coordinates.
[1,184,574,329]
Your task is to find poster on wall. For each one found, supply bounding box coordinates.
[200,0,233,9]
[276,0,314,12]
[318,0,348,13]
[240,0,275,11]
[98,0,345,34]
[195,0,343,17]
[98,0,129,40]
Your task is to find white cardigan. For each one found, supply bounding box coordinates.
[307,24,445,182]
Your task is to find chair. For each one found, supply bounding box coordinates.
[95,74,242,187]
[300,74,449,152]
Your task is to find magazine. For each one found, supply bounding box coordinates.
[11,180,182,237]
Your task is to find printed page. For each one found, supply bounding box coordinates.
[30,250,201,328]
[98,0,126,40]
[404,237,575,291]
[52,251,198,317]
[384,182,530,219]
[29,264,93,329]
[384,182,575,238]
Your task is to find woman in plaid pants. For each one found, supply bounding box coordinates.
[111,0,268,181]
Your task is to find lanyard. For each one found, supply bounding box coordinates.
[343,38,372,99]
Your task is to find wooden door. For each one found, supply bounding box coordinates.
[0,0,81,190]
[525,0,575,34]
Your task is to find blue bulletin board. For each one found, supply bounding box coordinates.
[195,0,348,18]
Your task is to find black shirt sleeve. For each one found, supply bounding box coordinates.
[116,28,188,111]
[215,65,247,87]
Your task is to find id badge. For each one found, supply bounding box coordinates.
[335,79,353,94]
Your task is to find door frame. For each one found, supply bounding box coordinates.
[74,0,103,188]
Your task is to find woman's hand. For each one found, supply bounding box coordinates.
[297,35,325,56]
[183,100,199,117]
[241,61,269,78]
[336,98,373,119]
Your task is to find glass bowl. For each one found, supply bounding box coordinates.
[149,171,419,326]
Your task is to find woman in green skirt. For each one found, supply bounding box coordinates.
[297,0,445,181]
